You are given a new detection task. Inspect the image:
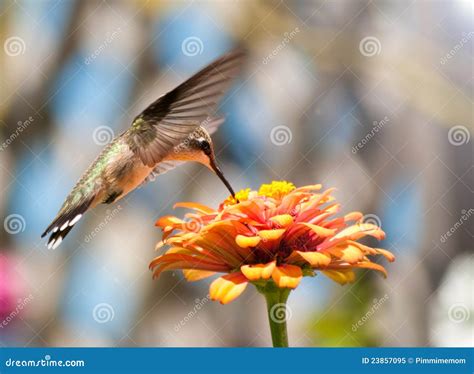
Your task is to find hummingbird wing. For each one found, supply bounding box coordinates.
[203,116,225,135]
[141,160,185,186]
[139,117,224,187]
[127,49,244,167]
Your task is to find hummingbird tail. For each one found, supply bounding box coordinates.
[41,197,94,249]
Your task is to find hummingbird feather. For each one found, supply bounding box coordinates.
[127,49,245,167]
[141,160,185,185]
[202,117,225,135]
[41,196,94,249]
[41,142,120,247]
[138,117,224,186]
[42,49,245,248]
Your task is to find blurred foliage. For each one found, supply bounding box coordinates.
[307,276,385,347]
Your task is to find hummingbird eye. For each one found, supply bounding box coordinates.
[200,140,212,155]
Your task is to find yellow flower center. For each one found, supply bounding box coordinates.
[235,188,251,201]
[223,188,251,205]
[223,181,296,206]
[258,181,296,200]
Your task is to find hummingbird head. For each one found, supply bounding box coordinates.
[185,127,236,198]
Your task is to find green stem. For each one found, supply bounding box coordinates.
[256,282,291,347]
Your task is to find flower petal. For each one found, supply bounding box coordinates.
[349,242,395,262]
[344,211,363,222]
[341,245,365,263]
[287,250,331,267]
[241,261,276,281]
[352,262,389,278]
[278,190,314,215]
[210,273,248,304]
[335,223,385,241]
[150,254,229,279]
[300,223,336,237]
[155,215,184,227]
[302,187,336,211]
[272,265,302,289]
[322,270,356,285]
[258,229,286,241]
[323,243,365,263]
[173,202,214,214]
[375,248,395,262]
[191,232,243,266]
[294,184,322,192]
[183,269,216,282]
[155,216,185,239]
[232,200,265,223]
[235,235,261,248]
[269,214,294,228]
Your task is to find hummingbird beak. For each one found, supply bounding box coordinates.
[209,158,236,198]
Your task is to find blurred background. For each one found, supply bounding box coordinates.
[0,0,472,347]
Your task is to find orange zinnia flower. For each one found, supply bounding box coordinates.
[150,181,394,305]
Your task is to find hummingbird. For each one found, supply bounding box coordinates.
[42,49,244,249]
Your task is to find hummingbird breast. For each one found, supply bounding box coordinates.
[97,139,153,204]
[111,157,153,200]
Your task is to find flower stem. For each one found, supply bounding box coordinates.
[256,282,291,347]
